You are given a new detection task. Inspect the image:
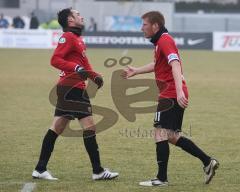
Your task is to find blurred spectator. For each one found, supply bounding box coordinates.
[22,16,30,29]
[48,19,61,29]
[0,13,9,28]
[13,16,25,28]
[30,12,39,29]
[88,17,97,32]
[39,19,61,29]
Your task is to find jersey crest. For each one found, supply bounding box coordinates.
[59,37,66,44]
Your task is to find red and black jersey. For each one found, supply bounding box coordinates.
[51,31,100,89]
[154,33,188,99]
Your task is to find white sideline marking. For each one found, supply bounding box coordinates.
[21,182,36,192]
[121,49,128,56]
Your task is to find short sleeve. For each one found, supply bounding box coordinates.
[158,35,180,64]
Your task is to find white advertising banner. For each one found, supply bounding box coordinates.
[1,30,239,52]
[0,29,62,49]
[213,32,240,52]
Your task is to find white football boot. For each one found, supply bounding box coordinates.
[92,168,119,180]
[203,158,219,184]
[139,178,168,187]
[32,170,58,181]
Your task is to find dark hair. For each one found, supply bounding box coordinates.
[57,8,72,28]
[141,11,165,28]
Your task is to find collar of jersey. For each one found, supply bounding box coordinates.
[63,27,82,36]
[150,26,168,45]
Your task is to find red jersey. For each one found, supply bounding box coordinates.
[154,33,188,99]
[51,31,99,89]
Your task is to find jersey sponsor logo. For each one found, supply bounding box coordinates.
[187,38,205,46]
[167,53,179,63]
[59,37,66,44]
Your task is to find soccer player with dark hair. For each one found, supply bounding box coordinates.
[122,11,219,186]
[32,8,119,180]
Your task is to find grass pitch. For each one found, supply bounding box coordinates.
[0,48,240,192]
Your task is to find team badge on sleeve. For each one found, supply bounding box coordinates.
[167,53,179,64]
[59,37,66,44]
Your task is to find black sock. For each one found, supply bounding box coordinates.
[156,140,169,181]
[83,130,104,174]
[176,137,211,166]
[35,129,58,172]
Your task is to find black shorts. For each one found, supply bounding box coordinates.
[153,98,184,131]
[54,86,92,120]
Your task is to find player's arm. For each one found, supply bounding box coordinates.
[122,62,155,79]
[80,56,104,89]
[51,33,80,72]
[160,36,188,108]
[170,60,188,108]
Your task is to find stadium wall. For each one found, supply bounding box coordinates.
[75,2,174,31]
[173,13,240,32]
[0,1,174,31]
[0,29,239,52]
[1,1,240,32]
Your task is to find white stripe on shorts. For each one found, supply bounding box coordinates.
[155,112,161,122]
[157,112,161,121]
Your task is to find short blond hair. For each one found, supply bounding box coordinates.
[142,11,165,28]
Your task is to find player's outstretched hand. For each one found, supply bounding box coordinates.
[122,66,138,79]
[94,76,104,89]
